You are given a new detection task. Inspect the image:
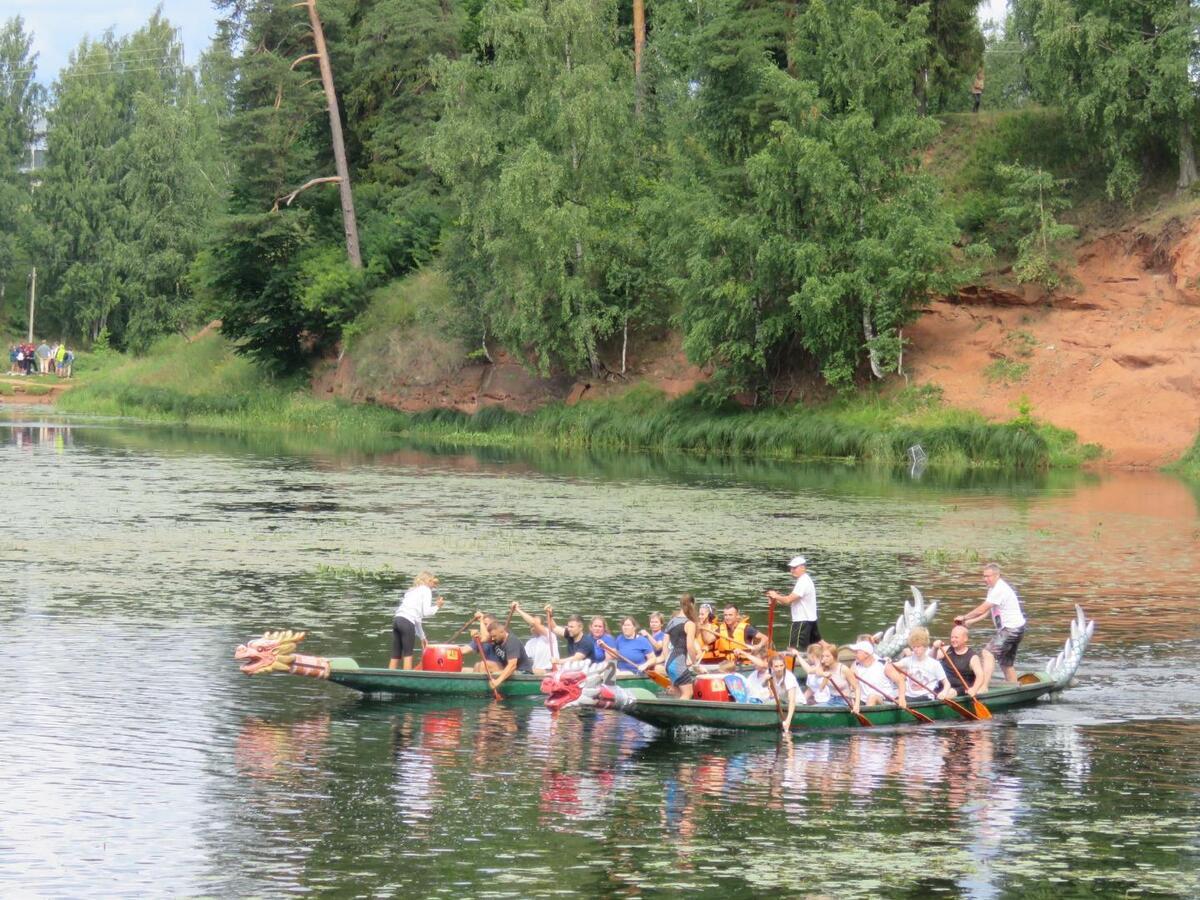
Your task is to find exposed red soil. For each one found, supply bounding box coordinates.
[0,377,72,406]
[905,217,1200,467]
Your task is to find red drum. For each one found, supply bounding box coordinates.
[421,644,463,672]
[694,674,732,702]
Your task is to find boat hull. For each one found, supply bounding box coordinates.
[325,660,663,699]
[614,674,1060,731]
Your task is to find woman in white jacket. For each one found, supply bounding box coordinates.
[389,571,444,669]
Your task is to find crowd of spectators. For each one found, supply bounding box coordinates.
[7,341,73,377]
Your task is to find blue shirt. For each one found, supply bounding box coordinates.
[565,632,596,661]
[592,633,618,663]
[614,635,655,673]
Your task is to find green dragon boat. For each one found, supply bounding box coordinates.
[585,606,1095,734]
[232,630,664,699]
[607,672,1061,731]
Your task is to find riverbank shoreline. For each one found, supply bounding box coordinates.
[36,332,1108,472]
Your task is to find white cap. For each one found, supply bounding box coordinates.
[850,641,876,655]
[788,555,807,568]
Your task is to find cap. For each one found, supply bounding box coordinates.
[788,555,807,568]
[850,641,876,655]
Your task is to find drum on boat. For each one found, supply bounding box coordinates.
[421,644,464,672]
[694,673,732,702]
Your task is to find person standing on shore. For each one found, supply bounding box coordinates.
[767,555,821,651]
[971,68,985,113]
[954,563,1027,691]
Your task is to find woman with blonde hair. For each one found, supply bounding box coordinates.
[389,570,444,670]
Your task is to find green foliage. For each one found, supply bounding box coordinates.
[995,161,1076,290]
[661,0,962,395]
[0,17,43,300]
[428,0,649,377]
[1015,0,1197,200]
[983,357,1030,384]
[297,246,368,325]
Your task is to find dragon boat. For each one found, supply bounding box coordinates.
[561,604,1095,734]
[232,632,665,699]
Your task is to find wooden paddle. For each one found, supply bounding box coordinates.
[473,635,502,701]
[897,667,979,722]
[765,593,777,653]
[855,674,935,724]
[445,612,479,643]
[827,671,872,727]
[602,643,671,689]
[939,646,992,719]
[763,666,788,733]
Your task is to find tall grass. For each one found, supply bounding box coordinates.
[1171,433,1200,481]
[58,331,1097,470]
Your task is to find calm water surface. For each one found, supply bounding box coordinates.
[1,410,1198,898]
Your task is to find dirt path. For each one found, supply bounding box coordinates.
[905,220,1200,467]
[0,376,74,406]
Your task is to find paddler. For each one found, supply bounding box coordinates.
[660,594,700,699]
[848,639,891,707]
[954,562,1027,691]
[460,612,498,672]
[700,604,768,667]
[483,617,534,687]
[388,571,444,670]
[933,625,984,699]
[739,652,801,733]
[510,602,559,674]
[545,607,597,665]
[766,555,822,651]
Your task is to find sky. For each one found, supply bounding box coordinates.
[7,0,1012,85]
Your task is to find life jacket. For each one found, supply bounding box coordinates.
[712,617,751,661]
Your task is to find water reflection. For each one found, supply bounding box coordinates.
[3,412,1200,896]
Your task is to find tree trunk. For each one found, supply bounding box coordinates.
[621,315,629,374]
[633,0,645,115]
[1179,118,1198,193]
[304,0,362,268]
[862,307,885,379]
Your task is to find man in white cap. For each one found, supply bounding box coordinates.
[767,555,821,651]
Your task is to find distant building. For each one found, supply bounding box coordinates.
[18,114,46,175]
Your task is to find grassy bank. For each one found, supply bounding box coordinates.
[1170,434,1200,481]
[55,331,1098,470]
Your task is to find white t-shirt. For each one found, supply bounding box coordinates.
[394,585,438,628]
[524,632,559,670]
[986,578,1026,629]
[789,573,818,622]
[747,668,801,702]
[894,654,944,699]
[805,671,830,704]
[853,658,891,701]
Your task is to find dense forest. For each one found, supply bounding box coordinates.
[1,0,1196,399]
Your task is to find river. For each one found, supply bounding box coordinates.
[1,409,1197,897]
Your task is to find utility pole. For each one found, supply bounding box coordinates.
[27,267,36,343]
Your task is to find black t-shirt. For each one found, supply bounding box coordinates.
[940,647,978,693]
[565,632,596,661]
[493,633,533,673]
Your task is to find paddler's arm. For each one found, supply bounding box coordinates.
[955,600,992,627]
[492,657,519,687]
[685,621,699,664]
[544,604,566,639]
[513,602,546,636]
[966,654,985,697]
[885,661,908,709]
[846,666,862,716]
[782,682,796,733]
[736,648,768,671]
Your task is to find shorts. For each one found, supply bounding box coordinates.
[822,696,848,707]
[789,620,822,650]
[986,626,1025,668]
[392,616,418,659]
[666,654,694,687]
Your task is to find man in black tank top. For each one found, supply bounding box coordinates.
[934,625,984,699]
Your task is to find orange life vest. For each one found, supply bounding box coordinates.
[712,618,751,661]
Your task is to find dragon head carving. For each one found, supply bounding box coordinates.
[541,660,619,710]
[234,629,310,675]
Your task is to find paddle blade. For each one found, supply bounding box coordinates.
[972,698,992,719]
[852,711,872,727]
[648,670,671,689]
[944,698,979,721]
[909,708,935,724]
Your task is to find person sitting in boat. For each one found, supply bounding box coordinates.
[460,613,499,672]
[954,562,1027,692]
[661,594,700,699]
[606,616,657,675]
[588,616,618,663]
[639,612,667,654]
[849,639,892,707]
[888,627,945,709]
[389,571,444,670]
[545,608,596,665]
[483,618,534,687]
[736,651,800,733]
[789,642,860,713]
[510,602,558,674]
[933,625,984,700]
[706,604,767,667]
[696,604,722,664]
